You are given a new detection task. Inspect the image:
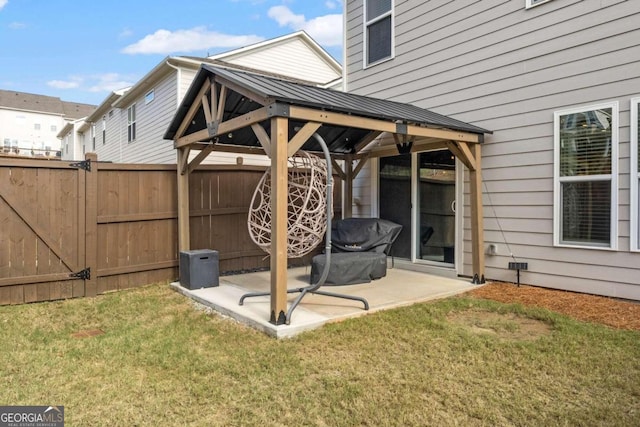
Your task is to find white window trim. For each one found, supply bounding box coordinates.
[526,0,553,9]
[145,89,155,104]
[631,97,640,252]
[363,0,395,68]
[553,101,619,250]
[127,104,136,143]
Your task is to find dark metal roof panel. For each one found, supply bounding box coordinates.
[205,64,490,135]
[165,64,491,141]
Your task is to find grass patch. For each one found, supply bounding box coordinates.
[0,284,639,426]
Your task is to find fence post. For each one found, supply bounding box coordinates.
[85,152,98,297]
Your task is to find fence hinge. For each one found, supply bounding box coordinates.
[70,267,91,280]
[69,159,91,171]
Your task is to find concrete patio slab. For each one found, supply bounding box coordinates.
[171,266,479,338]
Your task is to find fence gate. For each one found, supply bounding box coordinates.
[0,158,92,304]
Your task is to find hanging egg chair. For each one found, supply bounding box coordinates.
[247,150,330,258]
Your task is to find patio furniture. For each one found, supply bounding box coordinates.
[310,218,402,285]
[240,135,372,324]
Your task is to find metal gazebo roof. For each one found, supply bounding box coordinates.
[165,64,490,155]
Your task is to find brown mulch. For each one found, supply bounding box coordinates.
[466,282,640,331]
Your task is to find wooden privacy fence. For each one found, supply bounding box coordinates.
[1,153,320,305]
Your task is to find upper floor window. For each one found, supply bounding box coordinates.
[631,97,640,251]
[526,0,553,8]
[364,0,393,66]
[554,102,618,249]
[34,123,41,130]
[145,89,155,104]
[102,116,106,145]
[91,124,96,151]
[127,104,136,143]
[50,125,57,132]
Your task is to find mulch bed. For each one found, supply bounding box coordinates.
[466,282,640,331]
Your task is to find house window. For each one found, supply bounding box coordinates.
[102,116,106,145]
[50,125,57,132]
[34,123,41,130]
[145,89,155,104]
[364,0,393,66]
[526,0,553,8]
[91,124,96,151]
[554,102,618,249]
[631,97,640,251]
[127,104,136,142]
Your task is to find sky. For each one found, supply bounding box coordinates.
[0,0,343,106]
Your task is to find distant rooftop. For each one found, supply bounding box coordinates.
[0,89,96,119]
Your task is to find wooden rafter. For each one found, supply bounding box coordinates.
[331,158,346,180]
[444,140,478,171]
[187,143,216,174]
[354,130,383,152]
[353,153,370,178]
[214,76,270,106]
[216,85,227,123]
[251,123,271,158]
[287,122,321,157]
[175,78,211,140]
[175,106,270,148]
[178,146,191,175]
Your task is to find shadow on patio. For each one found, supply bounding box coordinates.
[171,267,479,338]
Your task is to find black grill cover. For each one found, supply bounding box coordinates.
[330,218,403,254]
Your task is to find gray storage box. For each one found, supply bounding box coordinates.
[179,249,219,289]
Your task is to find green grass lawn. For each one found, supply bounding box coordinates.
[1,283,639,426]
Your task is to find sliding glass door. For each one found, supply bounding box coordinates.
[378,150,457,267]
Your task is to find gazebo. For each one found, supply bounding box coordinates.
[164,65,491,325]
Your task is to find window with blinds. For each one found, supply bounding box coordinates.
[554,103,618,248]
[631,97,640,251]
[364,0,393,66]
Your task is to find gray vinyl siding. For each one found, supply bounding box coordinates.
[346,0,640,299]
[122,74,178,164]
[94,108,122,162]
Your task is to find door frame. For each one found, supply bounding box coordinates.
[372,150,463,276]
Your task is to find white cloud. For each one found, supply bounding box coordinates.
[118,28,133,39]
[8,21,26,29]
[122,26,264,55]
[47,73,134,94]
[87,73,135,93]
[268,5,306,28]
[325,1,339,9]
[267,6,342,47]
[47,78,82,89]
[0,0,7,11]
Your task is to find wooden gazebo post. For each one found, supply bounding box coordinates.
[270,116,289,324]
[177,147,190,252]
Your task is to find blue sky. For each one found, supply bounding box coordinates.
[0,0,343,105]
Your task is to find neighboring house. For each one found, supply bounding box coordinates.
[82,31,342,165]
[344,0,640,300]
[0,89,95,158]
[57,117,93,161]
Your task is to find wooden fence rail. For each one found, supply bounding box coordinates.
[1,153,323,305]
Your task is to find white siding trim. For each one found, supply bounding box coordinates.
[525,0,554,9]
[553,101,619,250]
[631,97,640,252]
